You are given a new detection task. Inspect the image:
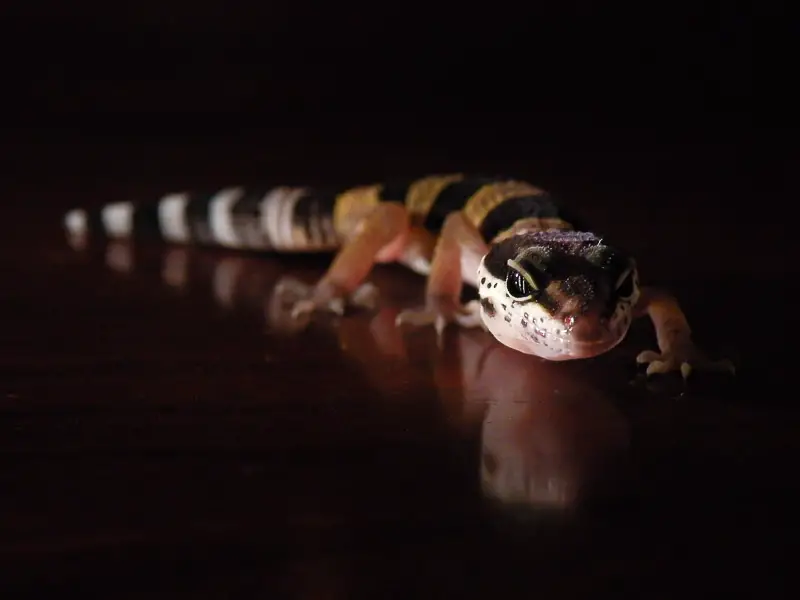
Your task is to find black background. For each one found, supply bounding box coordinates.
[3,3,758,142]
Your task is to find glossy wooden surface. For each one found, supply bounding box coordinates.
[0,133,794,597]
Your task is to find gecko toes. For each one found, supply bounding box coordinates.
[636,345,735,380]
[274,276,379,322]
[274,277,312,300]
[434,314,447,339]
[328,298,346,316]
[394,309,434,328]
[350,282,380,310]
[395,299,485,334]
[644,359,669,376]
[290,299,317,320]
[636,350,661,364]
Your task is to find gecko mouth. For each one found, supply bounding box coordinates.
[529,329,622,348]
[525,334,625,360]
[493,313,632,360]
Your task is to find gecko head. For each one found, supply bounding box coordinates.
[476,230,640,360]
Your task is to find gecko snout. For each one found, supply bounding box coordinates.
[565,314,609,343]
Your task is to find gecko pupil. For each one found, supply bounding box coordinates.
[506,270,532,299]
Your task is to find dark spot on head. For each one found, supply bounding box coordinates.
[480,277,486,285]
[521,319,528,328]
[501,304,507,311]
[480,297,496,317]
[482,230,604,279]
[504,314,512,323]
[483,230,635,320]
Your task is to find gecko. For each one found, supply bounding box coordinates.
[62,173,734,378]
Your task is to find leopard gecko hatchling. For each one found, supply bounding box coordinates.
[63,173,734,378]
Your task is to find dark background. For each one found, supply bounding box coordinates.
[5,4,761,145]
[3,4,758,149]
[3,3,797,598]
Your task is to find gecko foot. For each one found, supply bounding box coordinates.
[395,298,485,337]
[273,277,379,320]
[636,343,735,380]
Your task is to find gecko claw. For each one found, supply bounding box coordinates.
[434,314,447,338]
[289,297,344,319]
[636,345,735,379]
[272,277,379,326]
[395,298,484,333]
[349,282,380,311]
[680,362,692,380]
[274,277,312,299]
[635,350,661,365]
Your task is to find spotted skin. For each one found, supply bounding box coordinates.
[476,231,640,360]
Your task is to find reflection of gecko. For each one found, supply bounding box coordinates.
[99,242,631,513]
[63,174,732,377]
[333,306,632,513]
[435,327,630,512]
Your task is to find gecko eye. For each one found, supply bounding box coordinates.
[506,259,540,301]
[615,268,635,299]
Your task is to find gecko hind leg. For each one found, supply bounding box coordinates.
[275,201,410,321]
[396,211,487,337]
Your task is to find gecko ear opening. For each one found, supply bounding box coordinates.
[506,259,541,301]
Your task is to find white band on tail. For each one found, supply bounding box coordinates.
[277,187,308,248]
[209,187,245,248]
[101,202,134,237]
[64,209,88,237]
[158,193,191,243]
[260,187,308,250]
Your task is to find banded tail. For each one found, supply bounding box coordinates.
[63,185,343,252]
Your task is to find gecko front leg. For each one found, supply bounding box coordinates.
[634,286,735,379]
[395,211,487,336]
[275,202,410,319]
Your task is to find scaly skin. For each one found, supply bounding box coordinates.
[474,230,734,377]
[476,230,638,360]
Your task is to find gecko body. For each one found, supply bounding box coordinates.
[63,173,732,376]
